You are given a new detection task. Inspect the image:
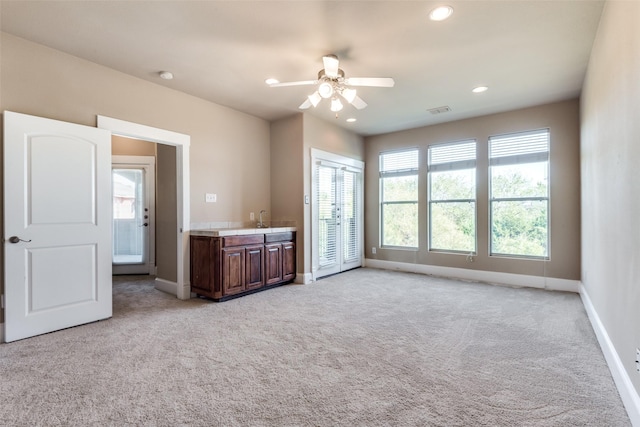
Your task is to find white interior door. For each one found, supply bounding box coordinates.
[3,111,112,342]
[112,156,155,275]
[312,150,364,280]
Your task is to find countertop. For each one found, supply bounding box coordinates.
[190,226,296,237]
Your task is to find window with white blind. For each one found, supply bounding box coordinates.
[428,140,476,252]
[489,129,550,258]
[379,149,419,248]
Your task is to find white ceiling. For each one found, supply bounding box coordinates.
[0,1,604,136]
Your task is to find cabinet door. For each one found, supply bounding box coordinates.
[191,236,213,293]
[222,247,245,295]
[264,243,282,285]
[282,241,296,282]
[245,245,264,290]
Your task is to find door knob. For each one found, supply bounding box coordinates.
[8,236,31,244]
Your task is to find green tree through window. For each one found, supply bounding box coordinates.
[489,130,549,258]
[428,141,476,252]
[380,149,418,247]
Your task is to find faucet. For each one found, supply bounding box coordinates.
[257,210,267,228]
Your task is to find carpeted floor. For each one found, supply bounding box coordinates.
[0,268,631,426]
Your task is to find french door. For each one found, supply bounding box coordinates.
[312,149,364,280]
[112,156,155,275]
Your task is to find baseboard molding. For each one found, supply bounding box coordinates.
[364,259,581,293]
[296,272,313,285]
[580,285,640,426]
[154,277,178,296]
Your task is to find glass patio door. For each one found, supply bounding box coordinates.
[112,158,154,275]
[312,150,363,280]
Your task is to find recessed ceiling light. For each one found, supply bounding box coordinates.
[472,86,488,93]
[159,71,173,80]
[265,78,279,85]
[346,118,357,123]
[429,5,453,21]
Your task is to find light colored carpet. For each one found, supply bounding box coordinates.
[0,268,630,426]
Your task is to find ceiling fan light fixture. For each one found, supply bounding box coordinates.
[330,98,343,112]
[318,82,334,98]
[341,87,357,104]
[159,71,174,80]
[429,5,453,21]
[308,91,322,107]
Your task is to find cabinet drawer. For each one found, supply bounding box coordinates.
[265,232,294,243]
[223,234,264,247]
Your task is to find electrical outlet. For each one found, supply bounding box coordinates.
[205,193,217,203]
[636,348,640,373]
[250,212,255,221]
[372,247,376,254]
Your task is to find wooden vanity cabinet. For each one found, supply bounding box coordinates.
[190,231,295,301]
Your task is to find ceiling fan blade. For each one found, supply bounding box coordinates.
[299,99,312,109]
[351,95,368,110]
[345,77,395,87]
[269,80,317,87]
[323,54,340,78]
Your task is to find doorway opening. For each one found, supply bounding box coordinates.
[98,116,191,300]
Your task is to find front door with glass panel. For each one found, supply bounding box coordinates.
[112,156,155,275]
[312,150,363,280]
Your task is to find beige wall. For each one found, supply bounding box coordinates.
[581,0,640,398]
[156,144,178,282]
[112,135,156,156]
[271,113,364,277]
[0,32,271,321]
[364,99,581,280]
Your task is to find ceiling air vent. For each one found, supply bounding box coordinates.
[427,106,451,115]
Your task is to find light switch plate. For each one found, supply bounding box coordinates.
[205,193,217,203]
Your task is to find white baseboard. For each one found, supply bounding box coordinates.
[154,277,178,296]
[296,272,313,284]
[364,259,581,293]
[580,285,640,426]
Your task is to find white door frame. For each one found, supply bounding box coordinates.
[112,155,156,275]
[97,116,191,300]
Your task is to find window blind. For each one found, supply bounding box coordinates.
[380,149,419,174]
[489,129,549,166]
[428,140,476,172]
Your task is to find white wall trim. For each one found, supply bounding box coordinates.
[580,284,640,426]
[97,115,191,300]
[296,272,313,284]
[364,259,580,293]
[154,278,178,296]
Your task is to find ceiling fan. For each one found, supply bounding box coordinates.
[268,54,395,112]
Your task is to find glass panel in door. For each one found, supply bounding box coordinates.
[112,168,148,272]
[317,164,339,273]
[342,170,360,267]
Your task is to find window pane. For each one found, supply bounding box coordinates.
[491,200,548,257]
[430,202,475,252]
[491,162,548,198]
[382,203,418,247]
[382,175,418,202]
[430,169,475,200]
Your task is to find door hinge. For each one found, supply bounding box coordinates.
[1,294,4,309]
